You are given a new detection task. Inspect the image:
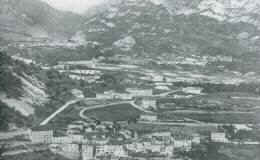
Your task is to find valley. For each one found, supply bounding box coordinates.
[0,0,260,160]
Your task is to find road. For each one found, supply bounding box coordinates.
[40,95,153,126]
[79,101,153,120]
[167,110,255,114]
[40,99,82,126]
[138,121,255,128]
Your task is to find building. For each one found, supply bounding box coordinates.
[82,145,95,160]
[182,87,203,95]
[142,97,157,109]
[211,132,229,143]
[58,60,96,68]
[30,126,53,144]
[113,93,133,100]
[151,74,165,82]
[62,144,79,154]
[191,133,201,144]
[126,88,153,97]
[51,136,73,144]
[174,140,192,151]
[71,89,85,98]
[69,134,84,143]
[96,90,116,99]
[139,114,158,121]
[95,145,127,157]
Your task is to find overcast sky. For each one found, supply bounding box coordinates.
[41,0,106,14]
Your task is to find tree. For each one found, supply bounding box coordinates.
[0,144,8,159]
[222,125,236,140]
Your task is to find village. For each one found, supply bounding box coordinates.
[25,84,259,160]
[1,56,259,160]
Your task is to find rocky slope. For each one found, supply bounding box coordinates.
[0,52,48,116]
[0,0,85,41]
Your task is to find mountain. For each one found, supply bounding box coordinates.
[0,0,85,41]
[79,0,259,58]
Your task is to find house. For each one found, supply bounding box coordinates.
[174,140,192,151]
[139,114,158,121]
[141,97,157,109]
[67,124,84,135]
[155,85,170,91]
[68,124,84,130]
[30,126,53,144]
[51,136,73,144]
[62,144,79,154]
[191,133,201,144]
[151,74,165,82]
[95,145,127,157]
[69,134,84,143]
[96,90,116,99]
[113,93,133,100]
[126,88,153,97]
[71,89,85,98]
[149,132,173,145]
[82,145,95,160]
[126,143,145,153]
[211,132,228,143]
[182,87,203,95]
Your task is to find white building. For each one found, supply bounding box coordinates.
[71,89,85,99]
[30,128,53,144]
[82,145,95,160]
[95,145,127,157]
[142,98,157,109]
[174,139,192,151]
[96,90,120,99]
[182,87,203,95]
[139,114,158,121]
[51,136,73,144]
[150,74,165,82]
[62,144,79,154]
[191,133,201,144]
[211,132,229,143]
[114,93,133,100]
[126,88,153,97]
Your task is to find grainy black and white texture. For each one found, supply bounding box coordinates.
[0,0,260,160]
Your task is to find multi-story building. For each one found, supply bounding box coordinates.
[30,126,53,144]
[211,132,228,143]
[95,145,127,157]
[82,145,95,160]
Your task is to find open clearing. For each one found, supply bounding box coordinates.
[84,103,143,121]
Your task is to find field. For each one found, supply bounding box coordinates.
[161,112,259,124]
[158,92,260,112]
[126,123,217,134]
[84,103,143,121]
[219,144,260,160]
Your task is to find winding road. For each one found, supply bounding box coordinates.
[40,98,153,126]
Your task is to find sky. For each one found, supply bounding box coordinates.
[41,0,106,14]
